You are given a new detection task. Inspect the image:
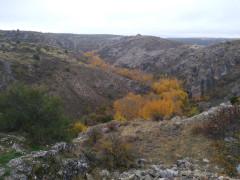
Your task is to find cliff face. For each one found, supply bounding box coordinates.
[98,37,240,99]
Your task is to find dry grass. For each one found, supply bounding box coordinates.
[73,108,239,176]
[119,120,215,165]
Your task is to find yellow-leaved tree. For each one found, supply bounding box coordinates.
[83,51,153,85]
[139,99,174,120]
[84,51,110,69]
[152,78,188,115]
[113,93,146,121]
[114,78,188,121]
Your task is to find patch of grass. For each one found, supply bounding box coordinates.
[191,105,240,177]
[213,132,240,177]
[185,105,200,117]
[0,151,22,165]
[3,167,11,177]
[29,144,47,152]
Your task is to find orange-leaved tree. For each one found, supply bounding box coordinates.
[152,78,188,115]
[113,93,146,121]
[115,68,153,84]
[139,99,174,120]
[84,51,110,69]
[114,78,188,121]
[83,51,153,85]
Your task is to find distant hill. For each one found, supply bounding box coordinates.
[98,34,182,64]
[168,38,237,46]
[0,30,122,52]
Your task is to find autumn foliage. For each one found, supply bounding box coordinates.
[84,51,153,84]
[84,52,189,121]
[113,93,146,121]
[114,78,188,120]
[140,99,175,120]
[84,51,110,69]
[115,68,153,84]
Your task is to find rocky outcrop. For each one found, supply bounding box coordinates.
[98,37,240,100]
[168,38,233,46]
[0,60,14,89]
[183,102,240,124]
[1,103,239,179]
[90,158,233,180]
[3,142,88,180]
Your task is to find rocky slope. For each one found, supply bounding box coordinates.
[0,40,144,118]
[98,36,240,100]
[0,30,122,52]
[0,103,239,179]
[98,34,182,65]
[1,30,239,101]
[168,38,236,46]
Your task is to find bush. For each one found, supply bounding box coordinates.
[213,137,240,177]
[184,104,200,117]
[82,110,113,126]
[0,151,22,165]
[33,54,40,60]
[85,127,103,146]
[0,83,72,145]
[94,134,136,169]
[71,121,88,136]
[84,133,136,170]
[230,96,240,105]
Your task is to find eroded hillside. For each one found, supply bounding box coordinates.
[98,36,240,101]
[0,40,145,118]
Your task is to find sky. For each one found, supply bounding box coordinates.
[0,0,240,37]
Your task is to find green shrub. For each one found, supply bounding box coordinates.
[230,96,240,105]
[83,113,113,126]
[0,151,22,165]
[33,54,40,60]
[0,83,72,145]
[185,105,200,117]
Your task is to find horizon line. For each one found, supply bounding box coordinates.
[0,28,239,39]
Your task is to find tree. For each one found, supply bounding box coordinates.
[152,78,182,95]
[113,93,145,121]
[114,78,189,121]
[84,51,153,84]
[139,99,174,120]
[0,83,71,145]
[152,78,188,115]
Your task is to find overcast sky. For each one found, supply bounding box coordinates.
[0,0,240,37]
